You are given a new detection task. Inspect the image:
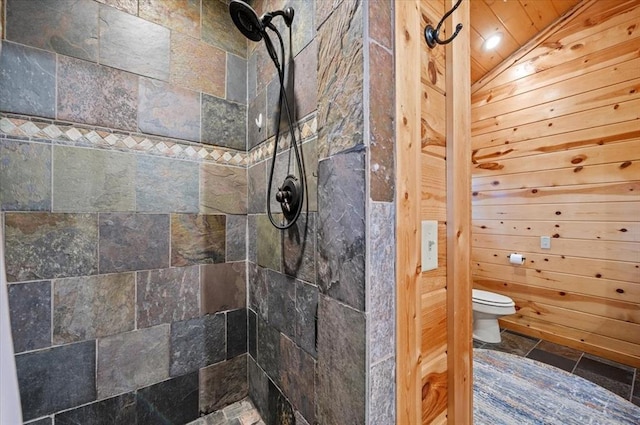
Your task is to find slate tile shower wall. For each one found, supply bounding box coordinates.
[246,0,396,424]
[1,0,250,423]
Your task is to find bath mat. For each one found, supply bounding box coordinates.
[474,349,640,425]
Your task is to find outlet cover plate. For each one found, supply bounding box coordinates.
[422,220,438,272]
[541,236,551,249]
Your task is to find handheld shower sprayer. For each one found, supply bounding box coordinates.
[229,0,305,230]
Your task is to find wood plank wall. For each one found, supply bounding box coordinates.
[420,1,450,423]
[396,1,423,424]
[471,0,640,367]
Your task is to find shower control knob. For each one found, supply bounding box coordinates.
[276,188,290,203]
[276,175,301,222]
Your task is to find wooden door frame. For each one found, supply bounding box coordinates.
[395,0,472,423]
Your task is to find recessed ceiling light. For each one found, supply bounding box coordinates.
[484,33,503,50]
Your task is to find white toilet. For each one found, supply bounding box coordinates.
[472,289,516,343]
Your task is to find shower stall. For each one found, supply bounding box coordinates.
[0,0,396,424]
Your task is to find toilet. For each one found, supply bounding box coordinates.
[472,289,516,343]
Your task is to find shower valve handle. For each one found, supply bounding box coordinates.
[275,187,291,204]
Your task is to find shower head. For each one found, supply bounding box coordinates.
[229,0,264,42]
[229,1,295,42]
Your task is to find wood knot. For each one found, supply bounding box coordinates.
[555,211,562,215]
[571,155,586,164]
[559,291,566,296]
[553,234,560,238]
[573,166,583,172]
[616,288,624,294]
[531,189,538,194]
[404,29,411,41]
[613,104,620,110]
[479,162,503,170]
[428,61,437,85]
[620,161,631,169]
[595,274,602,278]
[570,43,583,50]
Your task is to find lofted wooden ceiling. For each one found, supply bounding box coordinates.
[470,0,582,83]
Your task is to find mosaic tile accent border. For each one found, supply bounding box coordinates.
[0,113,246,166]
[0,112,318,167]
[247,113,318,165]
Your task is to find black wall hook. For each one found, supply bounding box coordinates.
[424,0,464,48]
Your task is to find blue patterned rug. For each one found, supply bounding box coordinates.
[474,349,640,424]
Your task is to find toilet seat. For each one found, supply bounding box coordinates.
[472,289,515,307]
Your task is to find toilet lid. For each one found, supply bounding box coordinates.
[472,289,514,307]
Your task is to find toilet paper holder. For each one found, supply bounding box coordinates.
[507,253,526,265]
[505,255,526,260]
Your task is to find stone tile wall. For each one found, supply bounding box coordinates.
[1,0,246,148]
[1,0,250,423]
[247,1,396,424]
[2,0,397,423]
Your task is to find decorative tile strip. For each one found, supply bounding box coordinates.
[247,112,318,165]
[0,113,248,167]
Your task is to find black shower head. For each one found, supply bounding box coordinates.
[229,0,263,42]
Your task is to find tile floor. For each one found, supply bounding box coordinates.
[191,330,639,425]
[188,398,264,425]
[475,329,639,406]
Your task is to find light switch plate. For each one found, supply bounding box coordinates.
[541,236,551,249]
[422,220,438,272]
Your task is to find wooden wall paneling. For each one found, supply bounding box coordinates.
[470,26,504,79]
[421,153,447,221]
[421,86,447,158]
[474,3,640,95]
[473,262,640,302]
[472,36,640,108]
[472,182,640,206]
[421,352,448,425]
[513,298,640,344]
[472,59,640,122]
[472,217,640,242]
[474,279,640,323]
[473,247,640,282]
[472,79,640,136]
[500,315,640,367]
[445,0,472,422]
[472,201,640,224]
[473,233,640,262]
[421,288,448,363]
[395,1,422,423]
[472,0,590,91]
[472,161,639,192]
[420,0,455,422]
[469,0,522,64]
[473,249,639,283]
[472,98,640,149]
[420,1,447,95]
[472,138,640,176]
[484,0,540,45]
[472,121,640,163]
[550,0,591,15]
[548,0,640,46]
[519,0,565,32]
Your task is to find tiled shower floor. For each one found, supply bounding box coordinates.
[188,398,264,425]
[476,329,639,406]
